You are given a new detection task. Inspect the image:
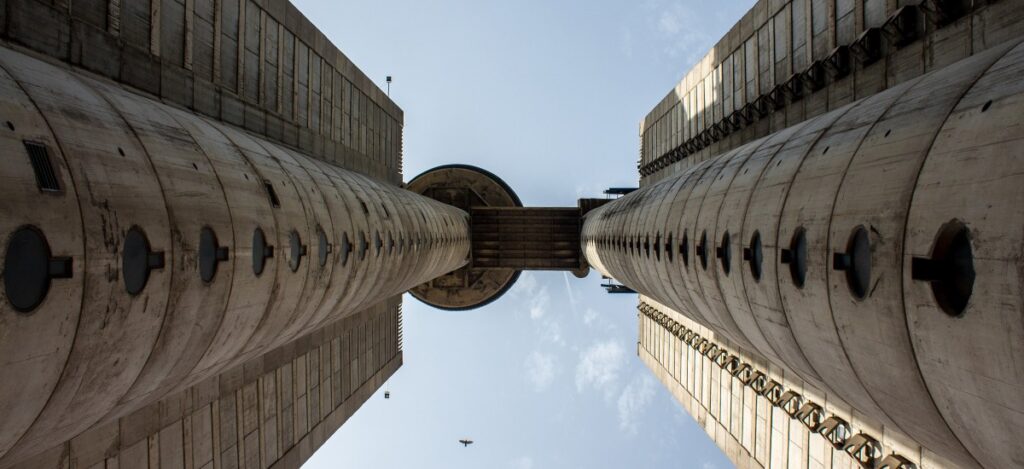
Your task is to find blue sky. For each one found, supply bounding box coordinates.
[296,0,756,467]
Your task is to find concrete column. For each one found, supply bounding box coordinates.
[0,45,468,466]
[583,38,1024,469]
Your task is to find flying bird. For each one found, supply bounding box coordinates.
[458,439,473,447]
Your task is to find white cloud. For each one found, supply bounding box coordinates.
[640,1,714,64]
[617,374,656,435]
[511,272,550,320]
[509,273,566,345]
[515,271,538,292]
[539,318,564,346]
[575,340,626,398]
[525,351,556,391]
[509,456,534,469]
[657,6,686,35]
[702,463,718,469]
[583,308,598,326]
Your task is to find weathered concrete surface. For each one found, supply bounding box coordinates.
[639,0,1024,185]
[1,0,403,184]
[0,43,468,467]
[639,300,924,469]
[586,38,1024,469]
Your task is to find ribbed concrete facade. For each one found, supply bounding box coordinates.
[0,4,470,465]
[639,299,892,469]
[585,6,1024,467]
[0,0,403,183]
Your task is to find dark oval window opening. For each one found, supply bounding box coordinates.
[718,231,732,275]
[698,230,709,271]
[252,227,273,276]
[788,228,808,288]
[4,226,62,313]
[912,220,974,317]
[358,232,368,260]
[654,233,662,261]
[340,232,351,266]
[123,226,163,295]
[317,227,330,268]
[288,230,305,273]
[747,231,763,282]
[845,226,871,299]
[199,226,229,283]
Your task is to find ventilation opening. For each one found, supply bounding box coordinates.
[264,181,280,208]
[912,220,974,317]
[25,141,60,192]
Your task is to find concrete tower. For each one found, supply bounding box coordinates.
[583,1,1024,468]
[0,1,469,467]
[3,1,1024,468]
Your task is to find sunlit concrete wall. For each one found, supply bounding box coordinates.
[586,38,1024,468]
[639,299,915,469]
[638,0,1024,185]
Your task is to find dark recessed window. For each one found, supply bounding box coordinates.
[123,226,164,295]
[835,226,871,299]
[252,227,274,276]
[746,231,763,282]
[317,226,331,268]
[199,226,229,283]
[782,228,807,288]
[911,220,974,317]
[4,226,71,312]
[288,230,305,272]
[340,232,352,266]
[681,232,690,267]
[718,231,732,275]
[358,232,368,260]
[698,230,709,271]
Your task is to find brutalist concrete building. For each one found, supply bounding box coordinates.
[583,0,1024,468]
[2,0,1024,468]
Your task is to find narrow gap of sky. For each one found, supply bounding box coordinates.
[295,1,757,467]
